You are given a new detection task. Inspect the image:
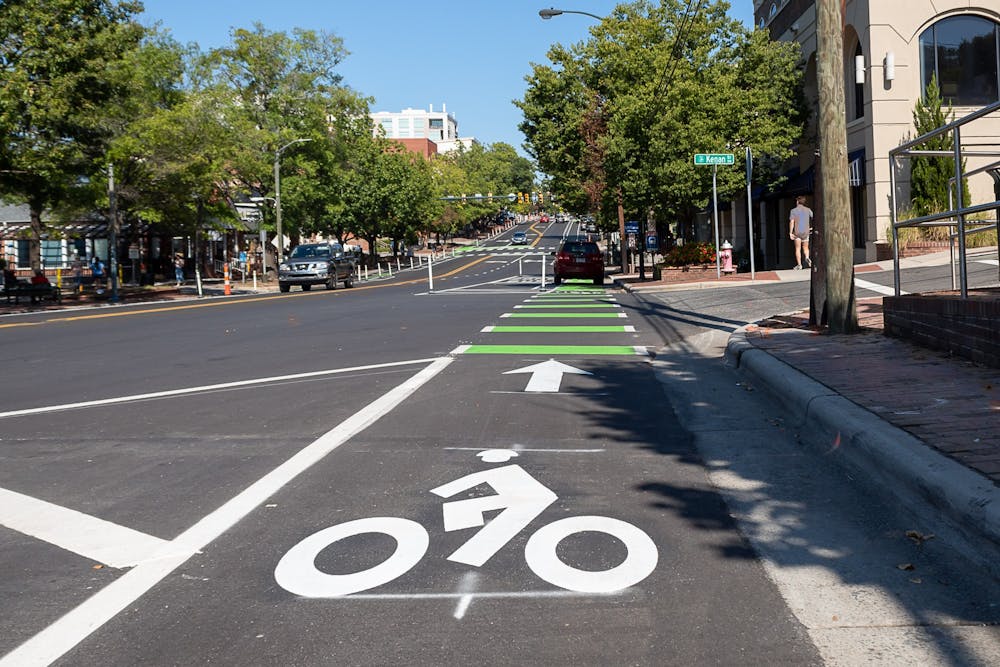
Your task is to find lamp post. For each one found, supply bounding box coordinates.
[538,7,630,273]
[107,163,119,303]
[539,7,603,21]
[274,138,312,265]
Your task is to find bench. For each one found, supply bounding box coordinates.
[2,283,62,305]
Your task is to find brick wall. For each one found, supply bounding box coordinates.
[883,291,1000,368]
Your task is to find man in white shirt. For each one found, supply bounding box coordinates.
[788,195,813,269]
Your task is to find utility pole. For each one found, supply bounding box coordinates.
[815,0,858,332]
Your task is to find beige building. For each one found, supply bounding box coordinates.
[743,0,1000,267]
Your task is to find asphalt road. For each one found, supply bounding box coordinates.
[1,221,996,665]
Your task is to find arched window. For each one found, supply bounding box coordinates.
[919,15,1000,106]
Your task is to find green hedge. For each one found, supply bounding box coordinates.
[660,242,716,267]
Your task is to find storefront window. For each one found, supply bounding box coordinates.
[920,15,999,106]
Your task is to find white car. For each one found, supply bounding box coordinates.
[511,232,528,245]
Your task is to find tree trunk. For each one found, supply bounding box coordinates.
[816,0,858,332]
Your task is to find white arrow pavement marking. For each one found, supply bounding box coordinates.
[503,359,593,393]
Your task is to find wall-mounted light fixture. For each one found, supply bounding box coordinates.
[884,51,895,82]
[855,54,866,85]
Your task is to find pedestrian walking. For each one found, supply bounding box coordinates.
[788,195,813,270]
[91,256,106,294]
[71,255,83,293]
[174,254,185,286]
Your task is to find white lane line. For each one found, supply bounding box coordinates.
[0,358,439,419]
[343,590,616,601]
[853,277,905,296]
[481,325,495,332]
[0,488,169,569]
[0,356,454,667]
[977,259,999,266]
[443,447,605,453]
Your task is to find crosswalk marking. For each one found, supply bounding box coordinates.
[500,312,627,319]
[453,344,649,356]
[481,325,636,333]
[514,304,620,309]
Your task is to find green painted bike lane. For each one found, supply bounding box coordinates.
[456,287,651,357]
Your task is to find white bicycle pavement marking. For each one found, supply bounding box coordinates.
[0,356,454,667]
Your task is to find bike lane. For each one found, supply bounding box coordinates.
[36,287,820,665]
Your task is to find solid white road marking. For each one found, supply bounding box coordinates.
[503,359,593,393]
[0,487,169,568]
[853,277,906,296]
[444,447,605,454]
[0,356,454,667]
[0,358,442,419]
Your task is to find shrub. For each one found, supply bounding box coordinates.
[660,242,716,267]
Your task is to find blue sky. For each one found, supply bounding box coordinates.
[139,1,754,157]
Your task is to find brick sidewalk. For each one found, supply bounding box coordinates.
[742,297,1000,485]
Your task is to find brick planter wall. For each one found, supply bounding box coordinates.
[883,290,1000,368]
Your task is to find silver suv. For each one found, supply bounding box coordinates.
[278,243,356,292]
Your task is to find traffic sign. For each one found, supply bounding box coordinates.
[694,153,735,165]
[645,235,658,250]
[624,220,640,233]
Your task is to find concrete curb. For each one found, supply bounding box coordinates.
[726,327,1000,580]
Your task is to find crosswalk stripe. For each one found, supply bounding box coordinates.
[500,312,627,319]
[453,344,648,356]
[514,304,620,308]
[481,325,635,333]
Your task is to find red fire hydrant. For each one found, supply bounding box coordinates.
[719,240,735,273]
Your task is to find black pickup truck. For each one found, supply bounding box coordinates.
[278,243,356,292]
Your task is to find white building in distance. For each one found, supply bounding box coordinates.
[370,104,477,153]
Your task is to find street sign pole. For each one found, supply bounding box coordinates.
[746,146,756,280]
[712,164,721,279]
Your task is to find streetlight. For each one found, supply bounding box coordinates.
[274,138,312,265]
[539,7,603,21]
[538,7,631,274]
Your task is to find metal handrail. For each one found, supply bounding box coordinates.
[888,102,1000,297]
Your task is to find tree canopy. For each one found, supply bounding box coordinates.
[518,0,806,230]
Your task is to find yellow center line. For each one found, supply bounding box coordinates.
[0,256,492,329]
[528,224,545,248]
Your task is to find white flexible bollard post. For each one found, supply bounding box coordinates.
[428,254,434,291]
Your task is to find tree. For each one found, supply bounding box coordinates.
[518,0,805,234]
[0,0,147,269]
[198,23,354,240]
[910,74,968,218]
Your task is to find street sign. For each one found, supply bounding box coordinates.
[624,220,640,233]
[694,153,735,165]
[645,235,658,250]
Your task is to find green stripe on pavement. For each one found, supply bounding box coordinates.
[461,345,644,355]
[487,325,631,333]
[516,304,619,308]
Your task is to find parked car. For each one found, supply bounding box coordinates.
[511,231,528,245]
[278,242,356,292]
[552,238,604,285]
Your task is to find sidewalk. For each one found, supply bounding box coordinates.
[617,252,1000,578]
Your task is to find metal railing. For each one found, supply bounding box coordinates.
[889,100,1000,297]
